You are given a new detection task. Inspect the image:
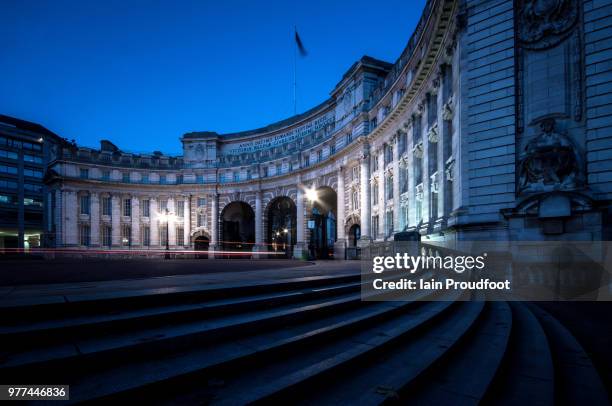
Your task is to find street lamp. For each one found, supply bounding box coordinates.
[158,208,175,259]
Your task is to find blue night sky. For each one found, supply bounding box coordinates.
[1,0,426,155]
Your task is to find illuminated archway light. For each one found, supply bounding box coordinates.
[305,186,318,203]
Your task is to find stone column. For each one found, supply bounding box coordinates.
[90,192,100,246]
[183,196,190,248]
[294,183,305,259]
[254,190,265,257]
[392,133,401,234]
[209,193,218,257]
[359,150,371,244]
[168,196,176,247]
[378,152,385,240]
[55,189,63,247]
[334,167,346,259]
[131,196,140,247]
[150,198,159,247]
[66,191,78,246]
[111,195,121,247]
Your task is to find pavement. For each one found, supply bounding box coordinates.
[0,259,360,308]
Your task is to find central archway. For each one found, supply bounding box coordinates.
[309,186,337,259]
[221,201,255,258]
[194,235,209,259]
[266,197,296,258]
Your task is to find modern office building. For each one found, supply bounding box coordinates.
[0,115,65,251]
[44,0,612,258]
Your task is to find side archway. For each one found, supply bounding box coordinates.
[266,196,296,258]
[220,201,255,258]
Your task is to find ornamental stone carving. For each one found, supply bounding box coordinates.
[427,122,439,143]
[413,141,424,159]
[442,96,454,121]
[518,118,582,193]
[445,158,455,182]
[416,183,424,201]
[518,0,578,49]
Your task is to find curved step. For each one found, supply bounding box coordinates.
[483,302,554,406]
[55,289,440,403]
[0,291,362,374]
[402,301,511,405]
[0,280,361,345]
[202,291,473,405]
[0,273,361,317]
[527,304,609,405]
[285,298,488,406]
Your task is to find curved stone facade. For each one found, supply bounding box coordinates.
[47,0,612,257]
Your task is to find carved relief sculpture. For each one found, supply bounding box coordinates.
[518,0,578,49]
[518,118,581,193]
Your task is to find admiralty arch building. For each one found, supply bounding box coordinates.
[45,0,612,258]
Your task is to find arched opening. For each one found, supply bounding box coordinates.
[266,197,296,259]
[194,235,209,259]
[308,186,337,259]
[348,224,361,247]
[221,201,255,258]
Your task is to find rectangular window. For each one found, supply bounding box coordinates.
[142,199,150,217]
[80,194,90,215]
[198,197,206,207]
[0,179,18,189]
[352,190,360,211]
[176,227,184,246]
[416,199,422,224]
[317,150,323,162]
[102,197,112,216]
[352,166,359,181]
[142,226,150,246]
[276,164,282,175]
[79,224,90,246]
[159,199,168,212]
[304,156,309,167]
[372,183,379,206]
[24,167,43,178]
[233,171,240,182]
[0,164,17,175]
[263,167,269,177]
[142,174,149,184]
[412,115,421,143]
[102,170,110,181]
[386,175,394,200]
[345,133,352,146]
[80,168,89,179]
[121,224,131,246]
[427,93,437,127]
[176,200,184,218]
[196,174,204,183]
[330,144,336,155]
[23,154,43,164]
[103,225,112,247]
[160,224,168,246]
[24,183,42,193]
[0,149,18,159]
[371,215,379,239]
[159,175,166,184]
[386,211,394,237]
[122,172,130,183]
[123,198,131,217]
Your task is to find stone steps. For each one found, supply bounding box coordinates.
[1,274,608,405]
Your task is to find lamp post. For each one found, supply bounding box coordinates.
[159,208,174,260]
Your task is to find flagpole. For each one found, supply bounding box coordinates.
[293,25,297,115]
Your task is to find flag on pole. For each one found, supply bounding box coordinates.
[295,29,308,57]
